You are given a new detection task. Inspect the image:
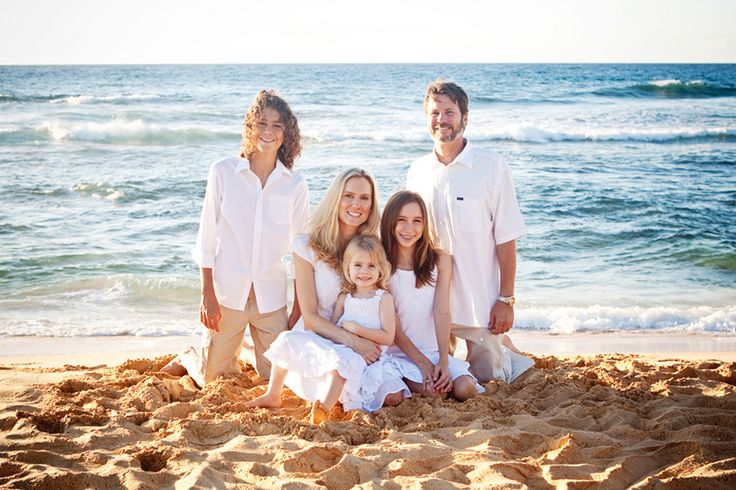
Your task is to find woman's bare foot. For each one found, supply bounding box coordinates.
[160,358,187,377]
[309,400,330,424]
[247,391,282,408]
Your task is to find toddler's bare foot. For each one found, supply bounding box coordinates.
[309,400,330,424]
[160,358,187,377]
[247,392,282,408]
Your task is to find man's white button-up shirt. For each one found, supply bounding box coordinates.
[406,141,526,328]
[192,157,310,313]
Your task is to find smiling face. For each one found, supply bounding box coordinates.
[426,94,467,144]
[338,176,373,234]
[394,201,424,250]
[347,249,380,290]
[244,106,285,158]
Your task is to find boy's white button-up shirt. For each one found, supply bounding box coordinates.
[406,141,526,328]
[192,157,310,313]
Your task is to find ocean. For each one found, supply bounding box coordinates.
[1,64,734,337]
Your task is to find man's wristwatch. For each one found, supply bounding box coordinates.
[497,296,516,307]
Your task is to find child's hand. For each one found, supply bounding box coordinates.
[342,321,359,333]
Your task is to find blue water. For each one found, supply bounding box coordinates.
[1,64,734,336]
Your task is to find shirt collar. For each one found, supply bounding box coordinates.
[434,139,473,168]
[234,157,293,178]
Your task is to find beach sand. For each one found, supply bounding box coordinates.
[1,333,735,489]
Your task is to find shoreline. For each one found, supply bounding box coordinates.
[1,331,735,369]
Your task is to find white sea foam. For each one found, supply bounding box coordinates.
[651,79,681,87]
[50,94,160,105]
[304,124,736,144]
[35,119,230,144]
[72,181,125,200]
[470,124,736,143]
[517,304,736,334]
[649,79,703,88]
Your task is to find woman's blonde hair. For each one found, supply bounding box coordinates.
[341,235,391,293]
[240,89,301,168]
[309,168,381,270]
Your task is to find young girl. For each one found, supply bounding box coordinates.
[330,235,404,415]
[381,190,483,401]
[248,169,407,424]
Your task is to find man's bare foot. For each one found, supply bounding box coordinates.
[160,358,187,377]
[309,400,330,424]
[247,392,282,408]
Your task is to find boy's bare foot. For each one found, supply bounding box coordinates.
[247,392,282,408]
[309,400,330,424]
[160,358,187,377]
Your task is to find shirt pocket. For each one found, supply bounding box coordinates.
[453,197,486,232]
[268,194,292,225]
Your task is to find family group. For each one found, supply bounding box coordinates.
[162,79,535,423]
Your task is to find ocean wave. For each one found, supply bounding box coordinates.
[49,93,161,105]
[517,304,736,334]
[303,125,736,144]
[72,182,127,201]
[593,79,736,99]
[0,92,167,105]
[69,181,182,202]
[31,119,235,145]
[1,303,733,338]
[12,274,199,303]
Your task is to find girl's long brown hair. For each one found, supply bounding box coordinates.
[380,191,438,288]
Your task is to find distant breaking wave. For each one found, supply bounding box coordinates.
[1,120,734,146]
[0,93,182,104]
[20,120,236,145]
[303,125,736,144]
[593,79,736,99]
[1,302,733,337]
[518,304,736,334]
[49,94,161,105]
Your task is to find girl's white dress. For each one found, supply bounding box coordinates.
[265,234,408,412]
[387,268,484,392]
[335,290,408,411]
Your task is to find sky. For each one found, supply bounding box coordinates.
[1,0,734,64]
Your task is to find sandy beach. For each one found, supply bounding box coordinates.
[1,333,735,489]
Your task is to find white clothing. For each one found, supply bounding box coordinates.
[192,157,310,313]
[406,141,527,327]
[388,268,483,393]
[265,235,408,412]
[337,290,388,353]
[336,290,407,411]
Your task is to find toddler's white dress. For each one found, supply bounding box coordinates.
[265,234,408,411]
[336,290,408,411]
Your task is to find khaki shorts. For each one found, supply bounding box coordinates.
[180,288,287,386]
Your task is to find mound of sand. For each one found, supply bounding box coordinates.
[1,354,735,488]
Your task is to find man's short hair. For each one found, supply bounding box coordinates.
[424,79,469,117]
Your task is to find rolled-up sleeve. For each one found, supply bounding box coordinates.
[191,162,222,268]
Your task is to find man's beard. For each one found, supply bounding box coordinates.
[432,120,465,143]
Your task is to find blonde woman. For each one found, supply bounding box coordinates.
[248,168,408,423]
